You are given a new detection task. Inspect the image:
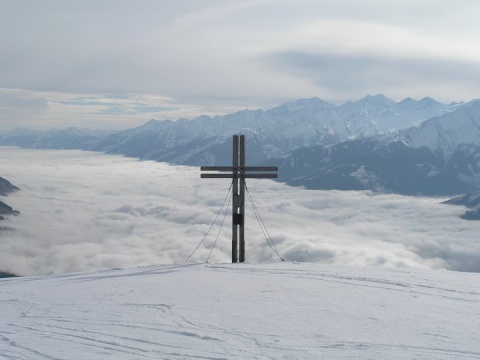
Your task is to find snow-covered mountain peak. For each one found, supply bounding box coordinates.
[128,118,175,135]
[45,127,83,135]
[339,94,396,116]
[360,93,394,103]
[290,97,336,110]
[354,94,397,110]
[398,97,416,106]
[418,97,446,109]
[403,101,480,153]
[139,118,163,128]
[271,97,336,114]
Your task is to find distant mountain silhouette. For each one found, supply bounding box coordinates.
[0,271,17,278]
[1,96,479,197]
[0,200,20,220]
[443,191,480,220]
[0,176,19,196]
[0,177,20,221]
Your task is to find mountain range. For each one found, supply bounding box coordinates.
[1,94,479,197]
[80,95,463,165]
[272,101,480,196]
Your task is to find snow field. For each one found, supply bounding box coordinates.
[0,262,479,359]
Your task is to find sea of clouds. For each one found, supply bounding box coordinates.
[1,147,479,276]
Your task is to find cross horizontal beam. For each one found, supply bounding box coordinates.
[200,166,233,172]
[201,173,278,179]
[201,166,278,172]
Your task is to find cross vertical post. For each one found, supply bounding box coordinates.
[201,135,278,263]
[239,135,246,263]
[232,135,239,263]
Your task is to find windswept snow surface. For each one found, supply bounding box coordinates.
[0,263,479,359]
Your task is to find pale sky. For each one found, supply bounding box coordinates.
[1,0,480,131]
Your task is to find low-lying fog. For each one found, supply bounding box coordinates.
[1,147,479,276]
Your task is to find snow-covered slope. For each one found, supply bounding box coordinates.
[335,94,431,137]
[0,262,479,359]
[402,100,480,156]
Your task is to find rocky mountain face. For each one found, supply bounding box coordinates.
[0,177,20,277]
[0,177,20,221]
[0,176,19,196]
[0,200,20,220]
[443,191,480,220]
[0,271,16,278]
[270,101,480,196]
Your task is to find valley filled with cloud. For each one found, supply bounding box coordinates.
[1,147,479,276]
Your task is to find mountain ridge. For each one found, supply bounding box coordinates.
[443,191,480,220]
[1,95,479,196]
[272,100,480,196]
[81,94,464,166]
[1,94,458,157]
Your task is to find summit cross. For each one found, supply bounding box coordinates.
[200,135,278,263]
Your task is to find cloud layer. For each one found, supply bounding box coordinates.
[1,147,479,276]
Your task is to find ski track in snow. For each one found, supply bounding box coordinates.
[0,263,479,359]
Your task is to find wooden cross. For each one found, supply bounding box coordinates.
[201,135,278,263]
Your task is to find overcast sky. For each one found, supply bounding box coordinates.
[1,147,479,276]
[1,0,480,131]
